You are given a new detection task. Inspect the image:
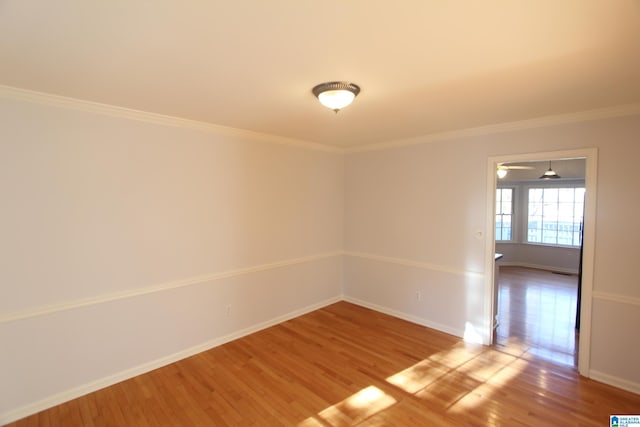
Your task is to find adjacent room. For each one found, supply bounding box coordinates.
[2,1,640,425]
[494,159,586,366]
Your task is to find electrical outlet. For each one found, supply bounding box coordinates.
[415,291,421,301]
[226,305,231,316]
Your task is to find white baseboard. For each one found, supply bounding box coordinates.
[498,261,578,275]
[0,296,342,425]
[5,295,637,424]
[589,370,640,396]
[344,298,640,397]
[343,296,465,339]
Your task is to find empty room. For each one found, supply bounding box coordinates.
[1,1,640,425]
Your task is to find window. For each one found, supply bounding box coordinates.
[496,188,513,241]
[527,187,585,247]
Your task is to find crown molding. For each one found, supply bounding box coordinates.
[345,103,640,153]
[3,85,639,154]
[0,85,342,154]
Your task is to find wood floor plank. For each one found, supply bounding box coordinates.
[495,266,579,366]
[6,301,640,426]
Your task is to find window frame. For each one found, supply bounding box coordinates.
[524,183,585,248]
[495,187,515,242]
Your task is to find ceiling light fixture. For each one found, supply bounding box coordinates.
[539,161,561,179]
[497,167,508,179]
[312,81,360,113]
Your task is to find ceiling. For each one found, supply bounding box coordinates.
[2,1,639,148]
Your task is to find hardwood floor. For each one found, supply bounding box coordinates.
[7,301,640,426]
[494,266,579,367]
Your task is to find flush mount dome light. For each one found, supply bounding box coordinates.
[312,81,360,113]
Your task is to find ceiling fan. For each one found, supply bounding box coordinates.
[496,163,534,178]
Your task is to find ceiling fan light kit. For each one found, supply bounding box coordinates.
[496,163,534,179]
[312,81,360,113]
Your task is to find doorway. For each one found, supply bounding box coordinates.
[484,149,597,376]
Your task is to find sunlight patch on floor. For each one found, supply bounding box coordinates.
[427,342,484,369]
[297,417,324,427]
[386,341,529,414]
[299,386,397,426]
[456,350,518,382]
[301,340,533,425]
[447,354,528,413]
[386,358,450,394]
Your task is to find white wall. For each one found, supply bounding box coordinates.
[343,140,488,339]
[2,89,639,423]
[495,242,580,273]
[0,92,344,422]
[344,114,640,393]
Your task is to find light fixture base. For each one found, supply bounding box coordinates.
[312,81,360,112]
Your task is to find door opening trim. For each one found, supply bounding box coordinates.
[484,148,597,377]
